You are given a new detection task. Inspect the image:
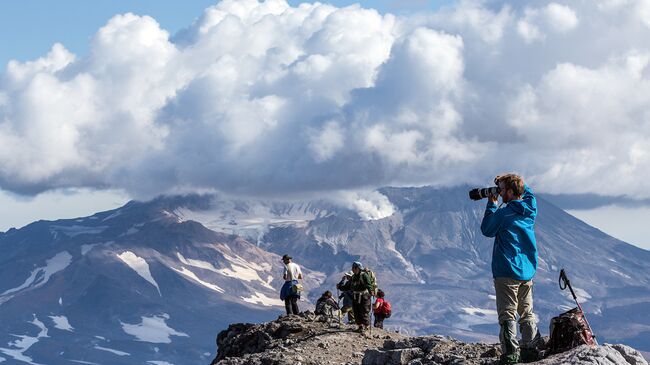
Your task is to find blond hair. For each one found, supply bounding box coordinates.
[498,174,525,198]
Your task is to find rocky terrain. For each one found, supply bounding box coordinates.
[210,313,648,365]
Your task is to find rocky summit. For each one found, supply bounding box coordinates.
[210,313,648,365]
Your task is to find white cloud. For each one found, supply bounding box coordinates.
[334,190,396,221]
[309,120,345,162]
[516,3,578,43]
[544,3,579,33]
[1,0,650,201]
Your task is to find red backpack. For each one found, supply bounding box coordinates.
[380,300,392,318]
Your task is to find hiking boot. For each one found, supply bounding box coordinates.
[499,353,520,365]
[520,347,539,363]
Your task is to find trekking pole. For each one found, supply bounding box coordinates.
[559,269,583,311]
[369,293,373,336]
[336,288,342,328]
[559,269,598,345]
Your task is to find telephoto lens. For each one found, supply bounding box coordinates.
[468,187,500,200]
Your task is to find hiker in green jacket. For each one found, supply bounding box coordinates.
[336,261,372,334]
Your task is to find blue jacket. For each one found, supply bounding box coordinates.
[481,185,538,281]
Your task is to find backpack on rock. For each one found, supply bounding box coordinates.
[547,269,597,355]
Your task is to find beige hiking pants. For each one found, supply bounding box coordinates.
[494,277,535,324]
[494,277,538,353]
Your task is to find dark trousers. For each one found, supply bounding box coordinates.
[352,293,371,327]
[374,313,386,329]
[285,297,299,315]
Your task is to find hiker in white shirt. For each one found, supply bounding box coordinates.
[280,254,303,315]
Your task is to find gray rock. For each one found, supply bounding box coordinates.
[362,347,424,365]
[536,344,649,365]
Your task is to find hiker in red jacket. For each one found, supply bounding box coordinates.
[372,289,391,329]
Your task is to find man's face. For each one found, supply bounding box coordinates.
[352,266,360,274]
[498,182,515,203]
[283,259,290,265]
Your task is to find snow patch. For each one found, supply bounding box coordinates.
[172,267,224,293]
[0,251,72,304]
[175,202,322,241]
[50,316,73,331]
[456,307,498,331]
[147,361,175,365]
[94,345,130,356]
[0,315,48,365]
[241,292,284,307]
[121,314,188,344]
[102,210,122,221]
[180,251,275,290]
[81,243,100,255]
[176,253,220,273]
[117,251,161,296]
[58,297,63,306]
[69,360,100,365]
[610,269,631,279]
[50,225,108,237]
[123,227,140,235]
[564,286,592,303]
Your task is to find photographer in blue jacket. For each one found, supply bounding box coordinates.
[480,174,540,364]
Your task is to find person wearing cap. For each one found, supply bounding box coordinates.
[280,254,303,315]
[336,261,372,333]
[336,272,355,324]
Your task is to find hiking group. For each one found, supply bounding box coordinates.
[280,255,390,334]
[279,173,588,364]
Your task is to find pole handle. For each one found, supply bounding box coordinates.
[559,268,583,311]
[559,269,569,290]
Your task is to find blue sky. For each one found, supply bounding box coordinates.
[0,0,455,68]
[1,0,650,250]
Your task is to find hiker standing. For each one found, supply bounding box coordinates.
[481,174,540,365]
[315,290,339,318]
[280,254,303,315]
[337,273,355,324]
[372,289,391,329]
[336,262,372,334]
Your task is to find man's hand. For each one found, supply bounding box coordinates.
[489,192,499,204]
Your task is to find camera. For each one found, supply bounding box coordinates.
[469,186,500,200]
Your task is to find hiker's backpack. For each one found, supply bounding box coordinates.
[291,283,303,295]
[547,269,597,354]
[363,268,378,296]
[315,299,333,317]
[382,300,392,318]
[547,307,596,354]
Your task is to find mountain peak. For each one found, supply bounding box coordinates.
[210,313,648,365]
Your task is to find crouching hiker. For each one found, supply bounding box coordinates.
[372,289,391,329]
[315,290,339,318]
[279,254,303,315]
[337,262,372,334]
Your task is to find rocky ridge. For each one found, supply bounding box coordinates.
[210,313,648,365]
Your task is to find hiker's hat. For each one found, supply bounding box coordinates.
[352,261,363,270]
[344,271,353,277]
[281,254,292,261]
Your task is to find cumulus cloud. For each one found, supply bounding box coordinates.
[517,3,579,43]
[1,0,650,202]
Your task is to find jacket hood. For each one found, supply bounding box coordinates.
[507,199,535,217]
